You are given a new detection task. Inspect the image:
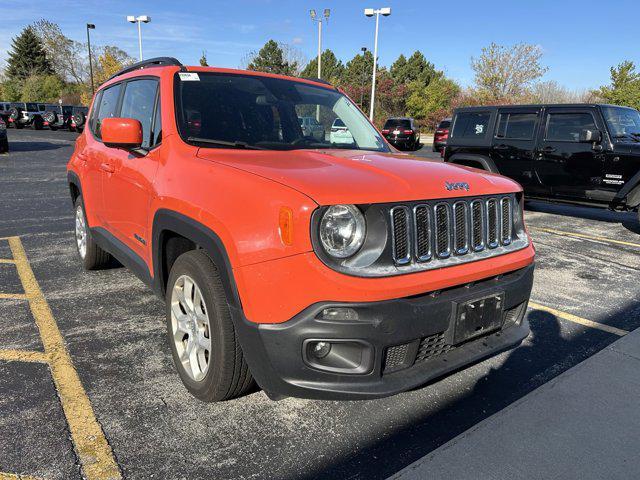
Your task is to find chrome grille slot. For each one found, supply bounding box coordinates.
[500,197,512,245]
[453,202,469,255]
[470,200,484,251]
[486,198,499,248]
[434,203,451,258]
[414,205,432,262]
[390,206,411,264]
[386,194,526,272]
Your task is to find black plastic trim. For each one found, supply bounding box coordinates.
[90,226,153,289]
[107,57,181,81]
[233,263,534,400]
[151,209,240,307]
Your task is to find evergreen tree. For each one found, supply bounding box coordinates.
[6,26,54,79]
[247,40,298,76]
[596,61,640,110]
[300,50,344,83]
[342,50,375,109]
[199,51,209,66]
[391,51,437,86]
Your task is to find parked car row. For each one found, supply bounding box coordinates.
[0,101,88,132]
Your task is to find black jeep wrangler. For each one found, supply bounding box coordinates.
[43,105,74,130]
[444,104,640,220]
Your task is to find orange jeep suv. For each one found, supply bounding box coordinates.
[67,58,535,401]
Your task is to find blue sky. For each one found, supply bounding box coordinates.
[1,0,638,91]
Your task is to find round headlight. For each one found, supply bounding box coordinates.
[319,205,366,258]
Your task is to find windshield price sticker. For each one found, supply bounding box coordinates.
[179,72,200,81]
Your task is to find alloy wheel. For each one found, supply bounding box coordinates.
[170,275,212,381]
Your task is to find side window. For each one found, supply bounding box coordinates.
[151,102,162,146]
[120,79,158,149]
[453,112,491,139]
[495,113,538,140]
[89,91,103,133]
[95,85,122,138]
[545,113,596,142]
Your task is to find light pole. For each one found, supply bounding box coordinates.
[309,9,330,79]
[364,7,391,121]
[86,23,95,94]
[127,15,151,61]
[360,47,367,109]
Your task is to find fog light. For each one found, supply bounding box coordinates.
[320,307,359,321]
[311,341,331,359]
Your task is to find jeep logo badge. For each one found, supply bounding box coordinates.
[445,181,470,191]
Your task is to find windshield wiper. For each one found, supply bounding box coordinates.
[187,137,266,150]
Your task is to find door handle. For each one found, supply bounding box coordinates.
[541,146,556,153]
[493,144,509,150]
[100,162,115,173]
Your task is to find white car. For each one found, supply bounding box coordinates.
[329,118,354,145]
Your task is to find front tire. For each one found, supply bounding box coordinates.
[166,250,255,402]
[74,196,111,269]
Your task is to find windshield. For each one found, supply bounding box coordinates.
[602,106,640,140]
[175,72,388,152]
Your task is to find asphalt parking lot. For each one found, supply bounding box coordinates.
[1,128,640,480]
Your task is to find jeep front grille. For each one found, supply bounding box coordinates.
[390,195,520,269]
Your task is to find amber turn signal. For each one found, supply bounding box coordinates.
[278,207,294,246]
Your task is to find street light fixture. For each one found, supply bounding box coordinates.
[86,23,95,94]
[309,8,330,80]
[127,15,151,61]
[364,7,391,120]
[360,47,367,109]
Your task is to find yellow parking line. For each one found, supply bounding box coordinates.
[0,472,46,480]
[0,349,48,363]
[0,293,28,300]
[0,258,16,264]
[529,301,629,337]
[8,237,122,480]
[530,226,640,249]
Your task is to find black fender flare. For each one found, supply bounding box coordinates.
[151,209,241,309]
[447,154,499,174]
[611,169,640,210]
[67,171,82,204]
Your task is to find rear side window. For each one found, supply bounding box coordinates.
[26,103,38,112]
[94,84,122,138]
[120,79,159,148]
[452,112,491,139]
[437,120,450,129]
[495,113,538,140]
[545,112,596,142]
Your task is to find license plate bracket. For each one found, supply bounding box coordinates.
[453,293,504,344]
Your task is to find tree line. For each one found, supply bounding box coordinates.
[1,23,638,129]
[0,20,135,106]
[242,40,640,129]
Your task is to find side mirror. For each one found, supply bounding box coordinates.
[579,129,602,143]
[102,117,143,150]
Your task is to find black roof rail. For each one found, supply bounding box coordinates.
[107,57,182,81]
[301,77,333,86]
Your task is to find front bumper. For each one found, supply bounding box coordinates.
[234,263,534,400]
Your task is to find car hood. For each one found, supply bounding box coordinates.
[196,148,521,205]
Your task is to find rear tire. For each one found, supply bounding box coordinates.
[166,250,255,402]
[50,126,58,131]
[15,123,24,129]
[74,196,111,270]
[34,117,44,130]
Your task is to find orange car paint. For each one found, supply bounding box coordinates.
[68,65,535,325]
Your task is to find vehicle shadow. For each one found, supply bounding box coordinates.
[292,301,640,480]
[525,200,640,234]
[6,142,67,152]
